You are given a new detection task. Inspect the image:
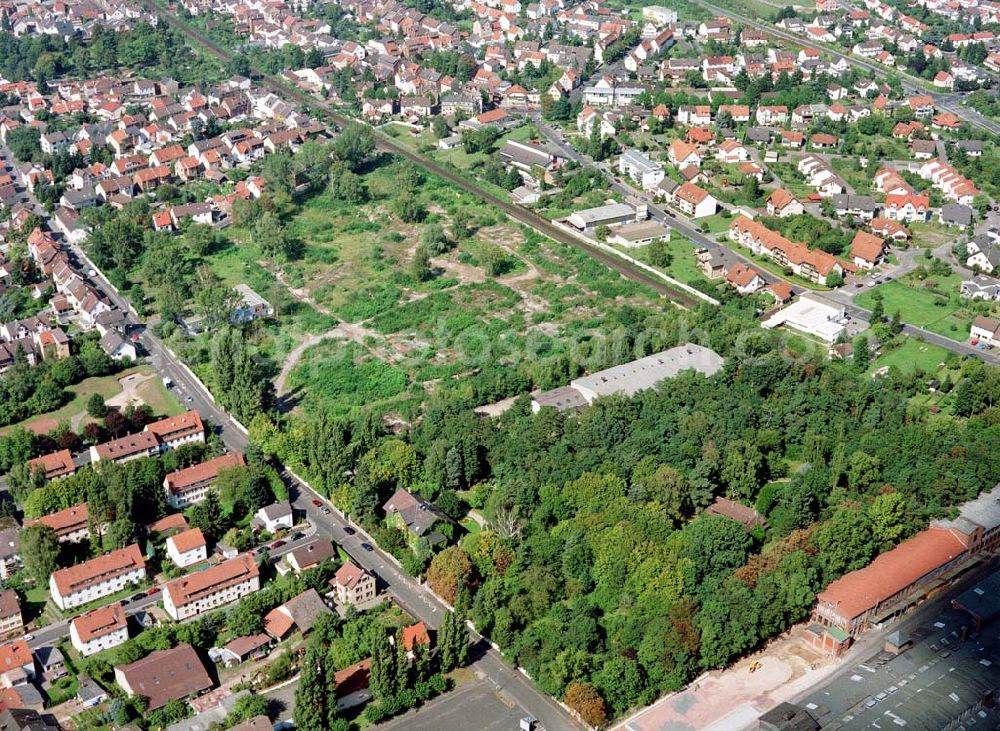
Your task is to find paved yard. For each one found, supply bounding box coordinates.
[378,677,531,731]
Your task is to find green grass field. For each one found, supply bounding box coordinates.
[1,365,184,436]
[869,338,953,375]
[856,272,973,340]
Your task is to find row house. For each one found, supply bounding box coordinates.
[797,154,846,197]
[729,216,846,284]
[919,159,981,206]
[89,410,205,464]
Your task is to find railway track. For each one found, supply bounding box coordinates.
[150,1,704,308]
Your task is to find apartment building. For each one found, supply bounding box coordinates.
[26,502,91,544]
[144,411,205,450]
[165,527,208,568]
[49,545,146,610]
[25,449,76,481]
[0,591,23,640]
[619,149,665,191]
[70,602,128,656]
[89,410,206,464]
[163,553,260,621]
[164,452,246,510]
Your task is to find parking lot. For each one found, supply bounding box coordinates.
[378,678,535,731]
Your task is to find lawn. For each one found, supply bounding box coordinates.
[869,338,953,376]
[701,213,735,235]
[627,232,715,289]
[856,272,974,340]
[0,365,183,436]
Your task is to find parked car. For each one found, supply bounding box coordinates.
[21,634,32,642]
[312,499,323,508]
[361,542,374,552]
[290,531,304,541]
[343,526,357,536]
[271,540,287,549]
[131,593,145,602]
[321,507,331,515]
[146,587,160,596]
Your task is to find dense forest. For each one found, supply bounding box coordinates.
[248,319,1000,722]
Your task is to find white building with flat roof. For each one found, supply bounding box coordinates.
[619,150,665,191]
[761,294,848,342]
[532,344,724,411]
[567,202,640,232]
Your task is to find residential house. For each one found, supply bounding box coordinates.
[766,189,803,218]
[287,539,336,574]
[26,450,76,482]
[114,644,214,710]
[619,149,665,191]
[724,263,767,295]
[960,275,1000,301]
[884,193,930,223]
[673,183,717,218]
[70,602,128,656]
[849,231,887,270]
[263,588,333,640]
[254,501,294,533]
[967,234,1000,273]
[384,488,452,546]
[26,502,91,543]
[0,591,22,639]
[331,561,377,606]
[166,527,208,568]
[970,316,1000,347]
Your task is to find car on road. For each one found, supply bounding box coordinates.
[321,507,331,515]
[87,269,96,277]
[343,526,357,536]
[361,542,374,552]
[290,531,304,541]
[255,545,268,554]
[146,587,160,596]
[121,599,130,606]
[21,634,32,642]
[271,540,287,549]
[131,593,145,601]
[185,396,193,402]
[312,499,323,508]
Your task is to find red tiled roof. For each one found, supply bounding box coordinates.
[26,502,88,538]
[27,449,75,480]
[164,553,257,609]
[167,527,206,555]
[71,602,126,643]
[145,410,204,443]
[165,452,245,493]
[817,527,968,622]
[401,621,430,651]
[51,544,144,598]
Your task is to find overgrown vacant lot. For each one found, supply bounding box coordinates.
[211,157,687,417]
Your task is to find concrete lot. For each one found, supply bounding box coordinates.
[378,678,532,731]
